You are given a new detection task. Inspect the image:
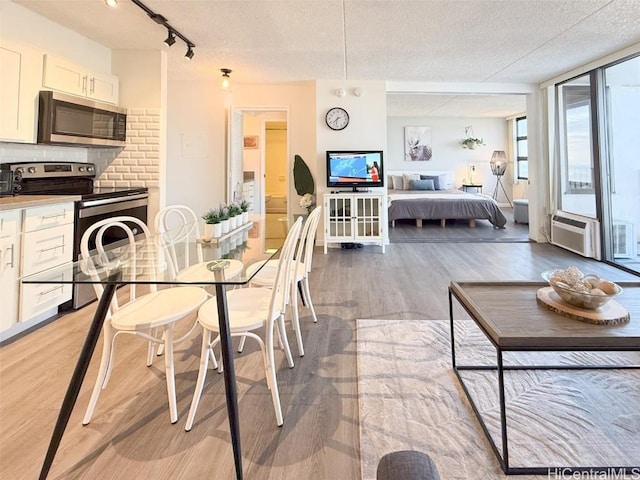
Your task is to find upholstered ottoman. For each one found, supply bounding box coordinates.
[513,198,529,224]
[376,450,441,480]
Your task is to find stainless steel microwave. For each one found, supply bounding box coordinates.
[38,90,127,147]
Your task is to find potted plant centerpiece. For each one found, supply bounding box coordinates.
[240,199,250,224]
[202,208,222,239]
[229,203,243,230]
[219,205,230,234]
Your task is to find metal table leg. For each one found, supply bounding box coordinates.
[214,283,243,480]
[39,275,119,480]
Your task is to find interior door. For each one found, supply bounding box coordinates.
[229,109,244,204]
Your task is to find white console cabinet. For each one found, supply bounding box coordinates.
[43,54,119,104]
[323,193,385,254]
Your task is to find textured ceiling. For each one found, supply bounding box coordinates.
[10,0,640,117]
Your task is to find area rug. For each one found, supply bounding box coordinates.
[357,319,640,480]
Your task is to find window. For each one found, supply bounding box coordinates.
[515,117,528,180]
[559,80,594,194]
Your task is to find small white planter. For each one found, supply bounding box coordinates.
[203,223,214,240]
[242,212,249,224]
[220,219,230,234]
[211,223,222,238]
[229,215,237,230]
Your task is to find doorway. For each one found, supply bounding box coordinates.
[228,107,290,247]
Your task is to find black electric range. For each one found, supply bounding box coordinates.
[1,161,150,309]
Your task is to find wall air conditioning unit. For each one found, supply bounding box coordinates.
[612,221,638,259]
[551,211,601,260]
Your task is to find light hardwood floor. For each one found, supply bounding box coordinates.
[1,241,637,480]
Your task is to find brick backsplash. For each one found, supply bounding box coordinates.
[94,108,160,189]
[0,107,159,191]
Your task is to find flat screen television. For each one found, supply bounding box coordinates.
[326,150,384,191]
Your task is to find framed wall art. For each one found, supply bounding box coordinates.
[243,135,259,149]
[404,126,433,161]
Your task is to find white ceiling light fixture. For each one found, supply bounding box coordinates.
[353,87,363,97]
[335,88,346,97]
[219,68,232,90]
[104,0,118,6]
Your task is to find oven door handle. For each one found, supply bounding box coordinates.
[78,197,148,219]
[78,193,149,209]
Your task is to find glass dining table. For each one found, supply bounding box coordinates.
[22,215,284,480]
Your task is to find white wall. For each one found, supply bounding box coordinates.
[387,116,511,200]
[165,81,316,219]
[316,80,388,197]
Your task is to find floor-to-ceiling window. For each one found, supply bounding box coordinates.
[555,55,640,274]
[602,55,640,272]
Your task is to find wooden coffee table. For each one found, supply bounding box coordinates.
[448,281,640,475]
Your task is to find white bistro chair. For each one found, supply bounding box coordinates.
[185,216,303,430]
[80,216,208,425]
[245,206,322,356]
[155,205,244,288]
[155,205,245,363]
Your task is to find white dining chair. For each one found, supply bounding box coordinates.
[155,205,244,288]
[244,206,322,356]
[80,216,208,425]
[185,216,303,430]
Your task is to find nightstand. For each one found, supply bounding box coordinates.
[462,184,482,193]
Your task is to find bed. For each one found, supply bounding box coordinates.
[387,171,507,229]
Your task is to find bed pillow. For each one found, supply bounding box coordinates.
[402,173,420,190]
[410,179,435,191]
[420,174,447,190]
[390,175,403,190]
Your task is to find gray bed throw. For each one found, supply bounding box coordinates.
[388,189,507,228]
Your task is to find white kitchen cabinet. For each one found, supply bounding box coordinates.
[323,193,385,254]
[19,202,74,323]
[0,39,42,143]
[0,210,21,333]
[43,54,119,104]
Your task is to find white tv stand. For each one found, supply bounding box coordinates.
[323,192,385,254]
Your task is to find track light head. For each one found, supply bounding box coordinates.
[164,30,176,47]
[185,45,195,60]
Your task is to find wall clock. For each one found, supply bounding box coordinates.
[325,107,349,131]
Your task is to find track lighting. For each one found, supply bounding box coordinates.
[164,30,176,47]
[219,68,232,90]
[131,0,195,59]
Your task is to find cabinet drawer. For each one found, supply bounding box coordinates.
[0,210,20,237]
[20,265,72,322]
[21,223,73,276]
[23,202,74,232]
